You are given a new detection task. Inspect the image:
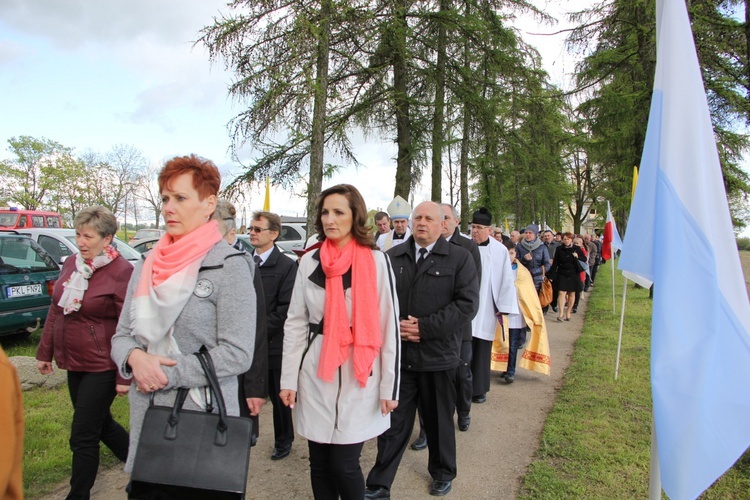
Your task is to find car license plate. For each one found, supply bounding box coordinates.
[7,284,43,298]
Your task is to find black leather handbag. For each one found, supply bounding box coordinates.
[129,348,253,500]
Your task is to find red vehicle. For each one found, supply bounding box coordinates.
[0,208,63,229]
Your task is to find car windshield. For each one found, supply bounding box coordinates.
[0,213,19,227]
[133,229,162,239]
[0,237,59,273]
[64,235,142,261]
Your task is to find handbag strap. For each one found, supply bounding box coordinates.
[194,347,230,446]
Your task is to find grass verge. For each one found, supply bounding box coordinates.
[23,387,130,498]
[1,332,130,498]
[518,261,750,499]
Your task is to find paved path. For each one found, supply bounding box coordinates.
[38,295,589,499]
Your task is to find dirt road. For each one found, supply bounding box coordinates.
[38,297,587,499]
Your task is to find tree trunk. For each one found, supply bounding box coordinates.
[123,193,128,240]
[746,0,750,101]
[392,0,412,200]
[306,0,332,238]
[430,0,448,202]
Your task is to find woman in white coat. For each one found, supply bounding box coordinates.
[280,184,400,500]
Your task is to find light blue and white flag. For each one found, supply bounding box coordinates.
[618,0,750,498]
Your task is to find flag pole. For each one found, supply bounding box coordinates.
[649,413,662,499]
[612,252,616,314]
[614,267,628,380]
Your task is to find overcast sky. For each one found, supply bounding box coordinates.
[0,0,591,218]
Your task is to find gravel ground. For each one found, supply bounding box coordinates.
[37,295,587,500]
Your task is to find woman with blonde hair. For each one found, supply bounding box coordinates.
[37,205,132,499]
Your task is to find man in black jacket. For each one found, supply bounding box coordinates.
[249,211,297,460]
[365,202,479,499]
[441,203,482,432]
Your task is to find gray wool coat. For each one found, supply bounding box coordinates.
[111,241,257,472]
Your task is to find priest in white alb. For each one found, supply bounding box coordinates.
[468,207,518,404]
[376,195,412,251]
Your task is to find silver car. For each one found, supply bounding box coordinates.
[7,228,142,266]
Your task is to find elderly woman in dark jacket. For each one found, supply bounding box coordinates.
[515,224,550,292]
[36,206,132,500]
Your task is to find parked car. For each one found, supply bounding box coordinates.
[130,236,160,254]
[235,234,254,253]
[129,228,165,244]
[0,207,63,229]
[1,228,142,267]
[131,232,298,261]
[276,217,307,253]
[0,233,60,337]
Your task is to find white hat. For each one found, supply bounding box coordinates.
[387,195,411,220]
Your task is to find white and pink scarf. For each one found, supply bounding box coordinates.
[130,221,222,358]
[58,245,119,315]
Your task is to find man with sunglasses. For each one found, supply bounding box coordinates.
[249,211,297,461]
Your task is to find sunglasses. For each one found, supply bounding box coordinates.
[249,226,271,233]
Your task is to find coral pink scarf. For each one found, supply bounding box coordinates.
[318,238,381,387]
[131,221,222,356]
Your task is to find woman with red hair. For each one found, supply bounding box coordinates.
[111,155,257,490]
[280,184,400,500]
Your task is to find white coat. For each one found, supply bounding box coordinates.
[471,237,518,341]
[280,248,400,445]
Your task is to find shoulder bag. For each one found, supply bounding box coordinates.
[129,347,253,499]
[538,267,553,308]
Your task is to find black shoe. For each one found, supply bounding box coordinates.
[271,444,291,460]
[251,434,258,447]
[504,374,515,384]
[572,307,578,313]
[471,394,486,404]
[430,480,452,496]
[365,486,391,499]
[498,371,507,377]
[458,415,470,431]
[410,435,427,450]
[551,305,558,312]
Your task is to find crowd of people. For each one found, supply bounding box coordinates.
[5,152,602,500]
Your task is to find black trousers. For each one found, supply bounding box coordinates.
[591,262,600,283]
[471,337,493,397]
[308,441,365,500]
[417,338,473,434]
[268,364,295,448]
[237,377,259,444]
[455,339,473,417]
[550,276,560,309]
[367,368,458,489]
[66,370,129,500]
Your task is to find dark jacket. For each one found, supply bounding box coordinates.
[241,265,268,400]
[241,246,296,402]
[544,241,560,261]
[446,228,481,342]
[549,245,587,281]
[37,254,133,384]
[256,246,297,363]
[516,239,551,290]
[387,236,479,372]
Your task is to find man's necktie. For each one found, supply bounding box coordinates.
[417,247,428,268]
[253,254,262,267]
